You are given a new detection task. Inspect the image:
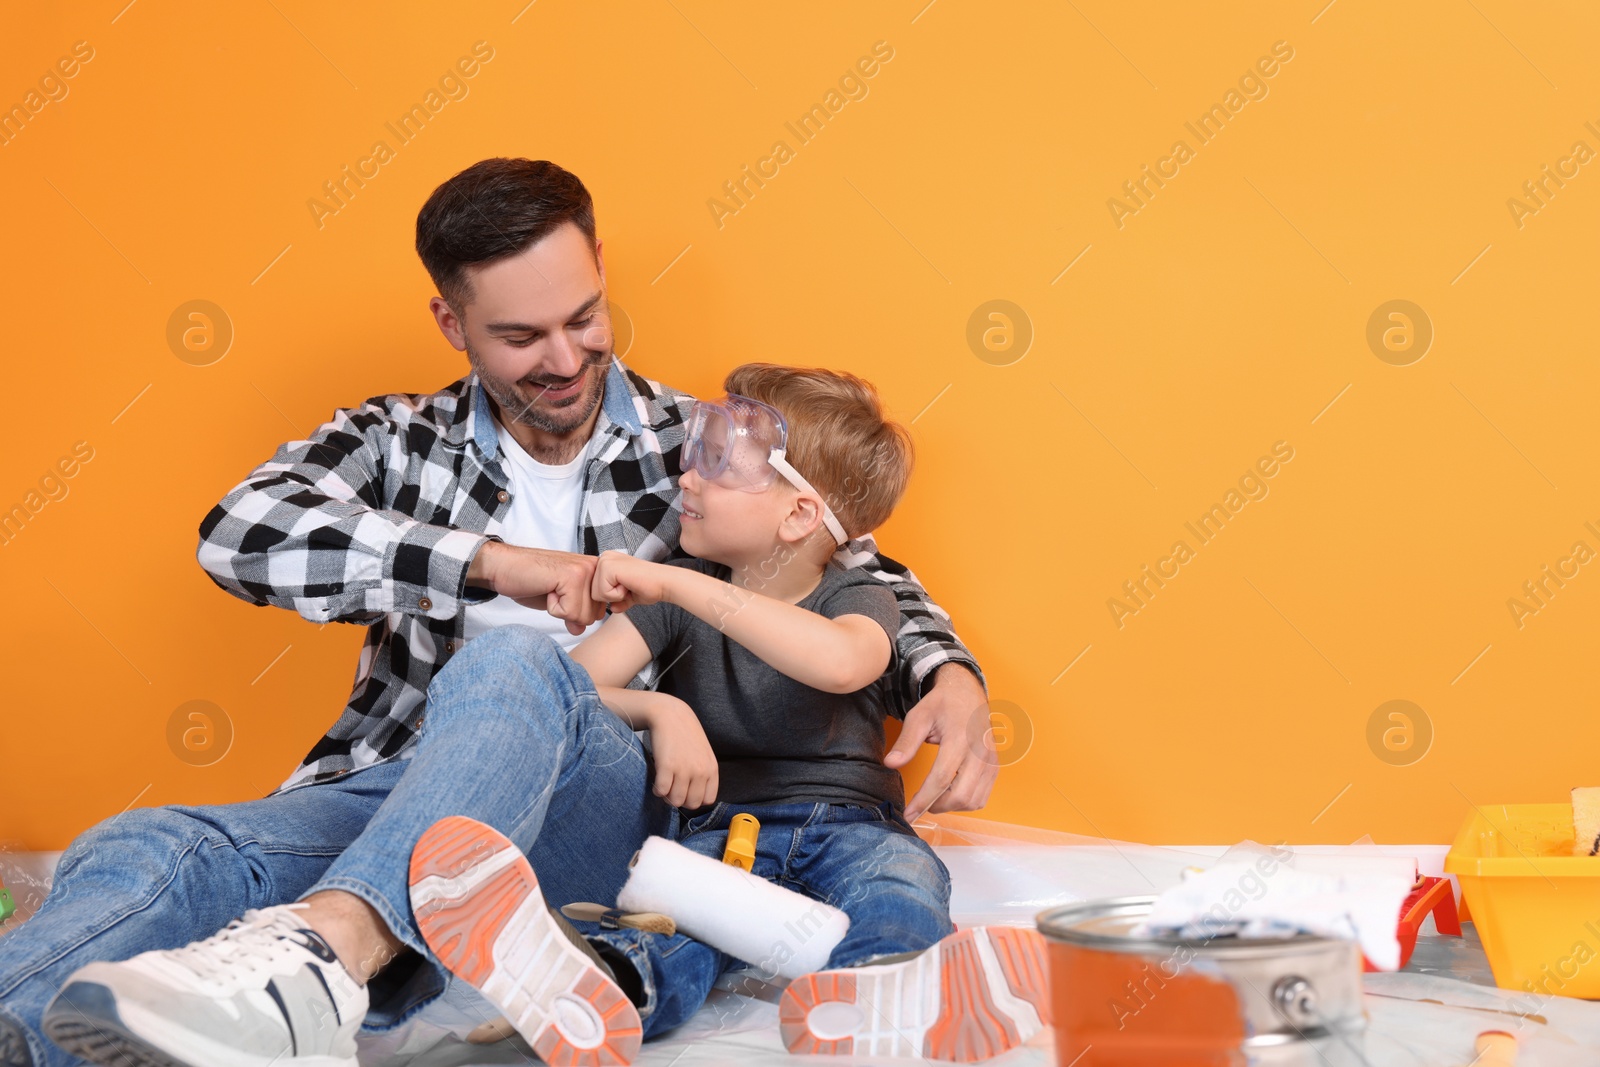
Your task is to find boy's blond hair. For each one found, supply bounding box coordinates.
[722,363,914,540]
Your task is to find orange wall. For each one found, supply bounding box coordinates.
[3,2,1597,851]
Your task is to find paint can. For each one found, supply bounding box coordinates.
[1036,896,1368,1066]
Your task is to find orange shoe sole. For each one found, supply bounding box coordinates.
[779,926,1051,1061]
[409,815,642,1066]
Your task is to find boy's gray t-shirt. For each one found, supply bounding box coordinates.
[620,556,906,812]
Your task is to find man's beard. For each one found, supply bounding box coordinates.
[467,340,610,437]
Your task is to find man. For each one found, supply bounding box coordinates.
[0,158,994,1067]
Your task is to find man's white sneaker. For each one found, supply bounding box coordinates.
[42,903,366,1067]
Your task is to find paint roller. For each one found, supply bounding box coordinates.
[616,835,849,980]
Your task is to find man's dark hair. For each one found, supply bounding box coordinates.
[415,158,596,313]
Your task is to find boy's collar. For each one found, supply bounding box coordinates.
[453,359,643,460]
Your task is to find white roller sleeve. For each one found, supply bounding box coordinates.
[616,836,850,980]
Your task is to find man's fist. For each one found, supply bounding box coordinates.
[470,542,606,635]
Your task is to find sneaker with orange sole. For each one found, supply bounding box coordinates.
[408,816,642,1066]
[779,926,1051,1061]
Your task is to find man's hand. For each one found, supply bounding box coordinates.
[591,550,677,611]
[468,541,606,636]
[884,663,997,822]
[642,694,719,809]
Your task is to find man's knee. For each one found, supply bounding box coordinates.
[68,806,199,855]
[53,807,224,891]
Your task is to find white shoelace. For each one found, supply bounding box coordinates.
[163,903,320,985]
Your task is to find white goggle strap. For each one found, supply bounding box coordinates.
[767,448,848,547]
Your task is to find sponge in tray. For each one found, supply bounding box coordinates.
[1574,786,1600,855]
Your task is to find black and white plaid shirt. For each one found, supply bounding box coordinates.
[197,359,985,793]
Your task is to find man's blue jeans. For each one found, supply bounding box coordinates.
[595,800,955,1039]
[0,625,672,1067]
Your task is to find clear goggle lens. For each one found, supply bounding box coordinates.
[682,397,785,492]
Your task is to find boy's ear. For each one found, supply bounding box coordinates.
[777,492,826,545]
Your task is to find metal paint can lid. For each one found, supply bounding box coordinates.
[1036,895,1344,961]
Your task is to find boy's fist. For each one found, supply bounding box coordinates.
[592,550,674,611]
[644,694,718,810]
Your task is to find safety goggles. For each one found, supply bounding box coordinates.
[681,394,848,546]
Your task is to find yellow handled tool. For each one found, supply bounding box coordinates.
[723,813,759,871]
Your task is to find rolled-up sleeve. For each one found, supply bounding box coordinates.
[195,400,494,625]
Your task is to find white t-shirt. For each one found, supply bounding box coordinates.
[461,416,602,650]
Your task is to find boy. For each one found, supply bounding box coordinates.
[406,364,1049,1064]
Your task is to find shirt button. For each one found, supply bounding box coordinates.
[335,769,349,777]
[497,490,510,503]
[419,596,433,611]
[416,715,425,728]
[445,640,456,653]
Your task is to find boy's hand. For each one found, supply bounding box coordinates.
[592,550,676,611]
[644,696,719,810]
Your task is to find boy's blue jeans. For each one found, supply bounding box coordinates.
[0,625,674,1067]
[596,800,955,1039]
